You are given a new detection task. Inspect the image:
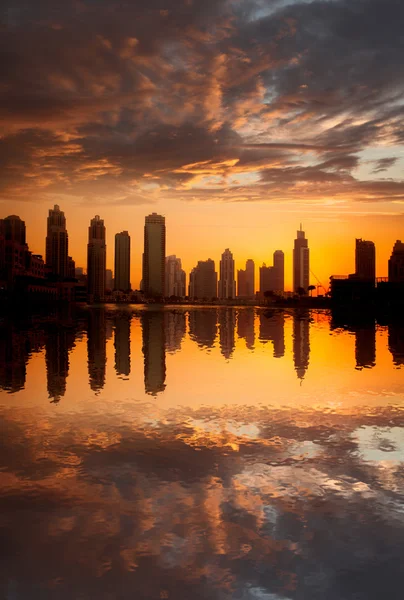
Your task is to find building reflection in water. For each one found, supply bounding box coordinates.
[355,324,376,370]
[114,312,131,377]
[237,308,255,349]
[87,309,107,393]
[388,323,404,367]
[141,311,166,395]
[164,310,186,354]
[0,325,32,392]
[293,310,310,380]
[218,308,236,359]
[189,309,217,349]
[259,310,285,357]
[45,325,76,402]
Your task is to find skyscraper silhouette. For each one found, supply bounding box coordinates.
[237,259,255,298]
[0,324,29,392]
[1,215,28,281]
[189,259,217,299]
[87,216,106,302]
[355,238,375,282]
[293,311,310,379]
[142,213,166,298]
[293,225,309,293]
[388,324,404,366]
[114,313,131,377]
[141,311,166,395]
[45,205,68,278]
[114,231,131,291]
[259,312,285,357]
[388,240,404,283]
[218,249,236,299]
[87,309,107,392]
[165,255,186,297]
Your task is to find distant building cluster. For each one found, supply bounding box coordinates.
[1,206,403,306]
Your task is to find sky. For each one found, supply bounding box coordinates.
[1,0,404,290]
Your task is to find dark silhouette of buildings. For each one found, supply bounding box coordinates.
[189,259,217,300]
[142,213,166,298]
[259,251,285,297]
[355,238,376,282]
[165,255,186,298]
[218,249,236,299]
[293,311,310,379]
[114,231,131,292]
[237,259,255,298]
[87,309,107,392]
[141,311,166,395]
[237,308,255,349]
[114,313,131,377]
[46,205,69,279]
[45,325,76,402]
[189,309,218,348]
[388,324,404,366]
[293,225,309,293]
[165,311,186,353]
[388,240,404,283]
[87,216,106,302]
[218,308,236,359]
[67,256,75,279]
[0,325,29,392]
[259,311,285,357]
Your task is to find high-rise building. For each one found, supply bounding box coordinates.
[1,215,28,280]
[141,311,166,395]
[355,238,375,282]
[105,269,113,290]
[273,250,285,293]
[87,215,106,302]
[189,259,217,299]
[388,240,404,283]
[237,259,255,297]
[165,255,186,297]
[114,313,131,377]
[218,248,236,299]
[142,213,166,298]
[293,225,309,293]
[46,205,69,278]
[293,311,310,380]
[114,231,131,291]
[87,309,107,392]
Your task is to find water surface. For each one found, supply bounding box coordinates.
[1,307,403,599]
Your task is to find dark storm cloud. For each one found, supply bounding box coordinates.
[0,0,404,204]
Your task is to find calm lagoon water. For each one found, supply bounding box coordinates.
[0,307,403,599]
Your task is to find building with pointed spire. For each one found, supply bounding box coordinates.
[46,205,69,278]
[293,225,309,293]
[218,248,236,299]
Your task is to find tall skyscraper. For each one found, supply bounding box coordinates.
[189,259,217,299]
[1,215,28,280]
[114,231,131,291]
[355,238,375,282]
[87,309,107,392]
[87,215,106,302]
[388,240,404,283]
[114,313,131,377]
[141,311,166,395]
[46,205,68,278]
[165,255,186,297]
[218,248,236,299]
[293,311,310,380]
[105,269,113,290]
[237,259,255,297]
[273,250,285,293]
[142,213,166,298]
[293,225,309,293]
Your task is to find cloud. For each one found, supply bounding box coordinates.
[0,0,403,206]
